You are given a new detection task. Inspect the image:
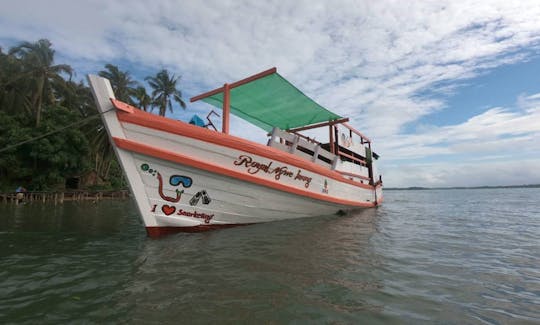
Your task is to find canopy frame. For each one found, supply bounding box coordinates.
[190,67,342,134]
[191,68,277,134]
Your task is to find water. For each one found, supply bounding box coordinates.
[0,188,539,324]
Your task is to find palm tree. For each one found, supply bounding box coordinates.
[98,64,137,104]
[131,86,152,112]
[85,118,116,181]
[1,48,34,117]
[55,79,94,117]
[145,69,186,116]
[8,39,72,127]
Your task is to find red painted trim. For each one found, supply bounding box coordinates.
[337,171,371,181]
[146,224,253,237]
[114,137,375,208]
[190,87,224,103]
[342,122,371,143]
[230,67,277,88]
[116,109,374,190]
[190,67,277,102]
[337,150,367,166]
[286,118,349,133]
[111,98,135,113]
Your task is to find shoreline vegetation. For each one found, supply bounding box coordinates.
[385,184,540,190]
[0,39,186,193]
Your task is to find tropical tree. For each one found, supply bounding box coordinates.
[98,64,137,104]
[0,48,20,114]
[1,49,34,118]
[131,86,152,112]
[8,39,72,127]
[85,118,116,182]
[28,105,91,189]
[0,38,132,191]
[145,69,186,116]
[54,79,94,117]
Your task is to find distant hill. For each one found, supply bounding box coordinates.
[384,184,540,190]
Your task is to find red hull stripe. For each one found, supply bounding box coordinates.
[146,224,253,237]
[114,137,375,208]
[115,108,373,190]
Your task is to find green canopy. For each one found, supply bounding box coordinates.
[201,72,342,132]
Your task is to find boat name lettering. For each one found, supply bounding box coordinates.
[177,209,214,224]
[294,170,312,188]
[233,155,312,188]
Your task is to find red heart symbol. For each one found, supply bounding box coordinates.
[161,205,176,215]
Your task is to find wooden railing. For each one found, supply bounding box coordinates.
[0,190,130,204]
[268,127,375,184]
[268,127,338,168]
[337,170,371,181]
[336,149,367,166]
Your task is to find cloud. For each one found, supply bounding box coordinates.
[2,0,540,186]
[376,92,540,186]
[379,93,540,159]
[382,158,540,188]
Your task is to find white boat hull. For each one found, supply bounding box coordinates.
[88,75,382,237]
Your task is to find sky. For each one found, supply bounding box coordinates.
[1,0,540,188]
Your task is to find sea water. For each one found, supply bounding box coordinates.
[0,188,538,324]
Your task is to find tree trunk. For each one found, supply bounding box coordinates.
[33,76,45,127]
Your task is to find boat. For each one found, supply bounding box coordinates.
[87,67,383,237]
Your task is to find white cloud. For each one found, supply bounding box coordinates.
[2,0,540,186]
[382,159,540,188]
[379,94,540,160]
[375,92,540,186]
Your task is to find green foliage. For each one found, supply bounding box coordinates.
[98,64,138,104]
[29,106,91,190]
[0,38,187,191]
[8,39,73,127]
[0,111,34,185]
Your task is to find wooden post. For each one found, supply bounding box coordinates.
[222,83,230,134]
[312,144,321,163]
[334,125,339,154]
[329,125,334,154]
[366,146,374,185]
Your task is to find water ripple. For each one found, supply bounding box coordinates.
[0,188,539,323]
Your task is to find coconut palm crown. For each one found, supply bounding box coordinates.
[145,69,186,116]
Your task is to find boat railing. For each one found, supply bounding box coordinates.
[267,126,374,184]
[268,127,338,169]
[336,149,367,166]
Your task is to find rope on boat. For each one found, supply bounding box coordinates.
[0,108,113,154]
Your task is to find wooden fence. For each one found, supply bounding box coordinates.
[0,190,130,205]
